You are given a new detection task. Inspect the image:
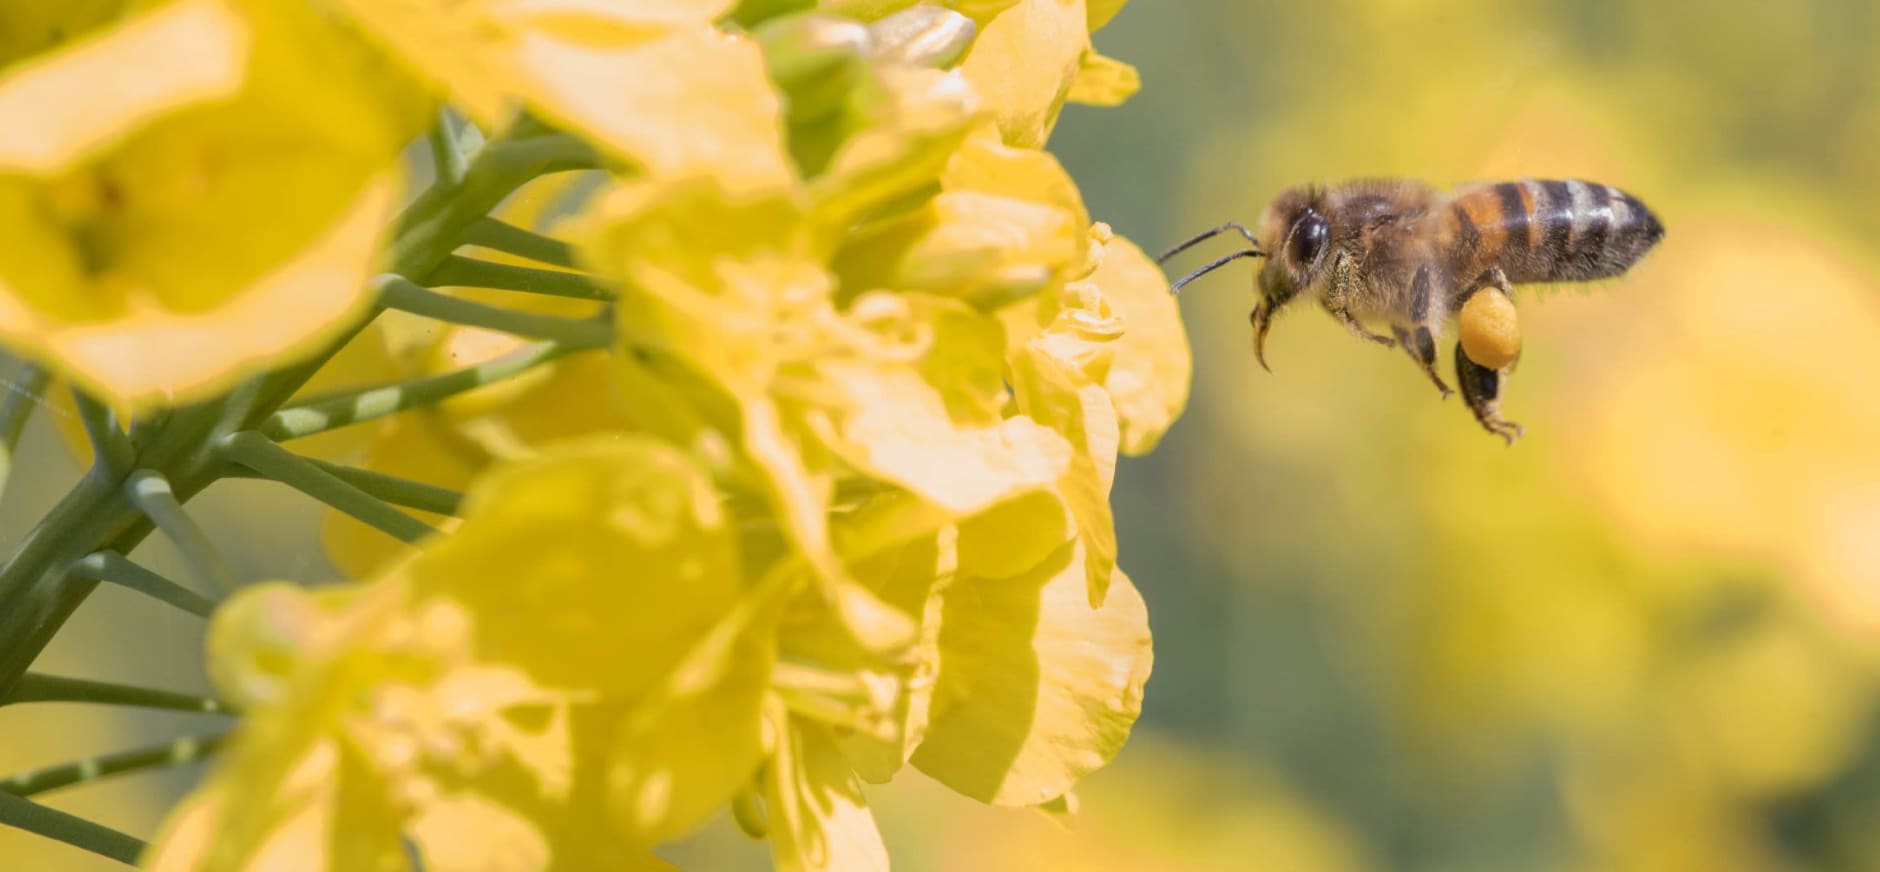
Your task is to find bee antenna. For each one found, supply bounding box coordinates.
[1156,221,1265,263]
[1169,248,1265,295]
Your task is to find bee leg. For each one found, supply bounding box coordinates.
[1392,324,1453,397]
[1323,253,1396,347]
[1454,266,1516,309]
[1454,341,1524,444]
[1324,300,1397,347]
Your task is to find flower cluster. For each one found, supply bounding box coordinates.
[0,0,1185,868]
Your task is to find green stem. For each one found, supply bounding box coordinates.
[428,253,611,300]
[461,217,578,269]
[122,470,237,595]
[378,276,614,345]
[218,431,434,545]
[4,673,231,714]
[0,791,145,865]
[3,732,228,798]
[428,109,468,184]
[225,459,462,516]
[0,468,128,625]
[70,551,218,619]
[260,340,577,441]
[389,133,599,279]
[70,388,134,475]
[0,361,49,499]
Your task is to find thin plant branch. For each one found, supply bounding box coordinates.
[70,388,134,475]
[427,253,610,300]
[428,109,469,184]
[224,459,463,516]
[378,275,613,345]
[2,732,229,798]
[259,340,578,441]
[0,361,50,500]
[0,791,146,865]
[69,551,218,619]
[219,431,435,544]
[122,470,238,595]
[3,673,233,715]
[461,217,578,269]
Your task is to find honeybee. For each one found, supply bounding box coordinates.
[1160,178,1665,443]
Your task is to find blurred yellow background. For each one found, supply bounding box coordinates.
[8,0,1880,869]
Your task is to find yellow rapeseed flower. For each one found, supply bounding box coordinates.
[0,0,421,414]
[912,539,1153,805]
[148,438,773,869]
[959,0,1139,147]
[765,707,893,872]
[332,0,794,193]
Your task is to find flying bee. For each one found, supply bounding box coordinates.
[1159,178,1665,443]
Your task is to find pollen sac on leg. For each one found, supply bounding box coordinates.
[1457,289,1521,369]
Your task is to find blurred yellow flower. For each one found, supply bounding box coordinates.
[334,0,794,193]
[150,438,772,869]
[1570,215,1880,641]
[0,0,419,413]
[0,1,134,69]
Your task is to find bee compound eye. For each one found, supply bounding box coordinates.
[1291,212,1329,266]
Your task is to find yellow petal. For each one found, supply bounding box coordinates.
[1084,0,1128,32]
[766,713,891,872]
[833,191,1083,308]
[581,177,828,391]
[809,67,981,228]
[504,0,733,33]
[0,0,420,414]
[517,26,795,194]
[941,131,1088,224]
[831,136,1089,308]
[1065,50,1139,107]
[328,0,520,123]
[781,521,956,783]
[833,531,952,782]
[911,548,1151,806]
[957,488,1074,580]
[0,0,248,174]
[959,0,1089,147]
[205,580,367,710]
[409,437,743,697]
[1009,342,1120,605]
[0,173,397,415]
[1090,235,1190,455]
[162,439,772,869]
[814,296,1072,514]
[610,622,774,847]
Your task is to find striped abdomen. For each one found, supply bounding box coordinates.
[1442,179,1664,285]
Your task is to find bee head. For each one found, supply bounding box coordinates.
[1154,185,1338,371]
[1250,187,1333,370]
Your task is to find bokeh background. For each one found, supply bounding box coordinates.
[7,0,1880,869]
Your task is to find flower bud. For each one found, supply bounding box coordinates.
[867,5,977,69]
